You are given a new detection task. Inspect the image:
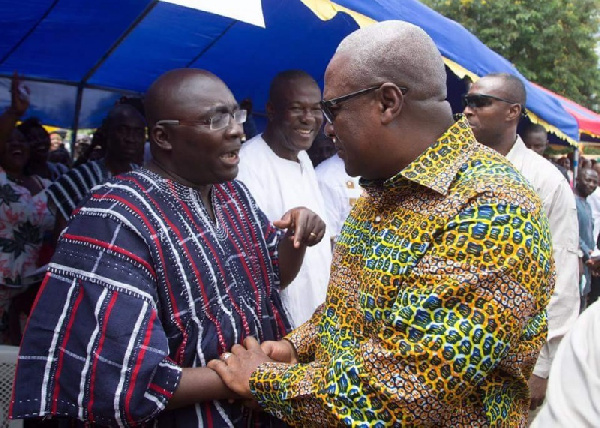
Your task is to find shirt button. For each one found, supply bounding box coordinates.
[374,215,382,223]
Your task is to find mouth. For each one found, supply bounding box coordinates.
[295,128,314,137]
[220,149,240,165]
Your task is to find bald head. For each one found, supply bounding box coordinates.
[105,104,145,129]
[335,20,447,100]
[144,68,230,127]
[479,73,527,106]
[269,70,319,106]
[143,68,243,188]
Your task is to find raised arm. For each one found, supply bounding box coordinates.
[0,72,29,150]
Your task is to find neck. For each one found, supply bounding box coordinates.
[2,163,23,178]
[489,129,518,157]
[104,155,132,176]
[147,158,213,203]
[262,128,300,162]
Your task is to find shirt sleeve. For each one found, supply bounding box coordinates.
[534,180,580,377]
[249,201,554,426]
[10,212,182,427]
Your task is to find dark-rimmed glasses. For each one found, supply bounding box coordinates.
[462,94,520,109]
[320,84,408,124]
[156,109,247,131]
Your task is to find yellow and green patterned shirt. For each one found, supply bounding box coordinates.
[250,117,554,427]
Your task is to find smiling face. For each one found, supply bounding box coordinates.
[25,126,51,163]
[265,76,323,161]
[2,129,30,173]
[577,168,599,198]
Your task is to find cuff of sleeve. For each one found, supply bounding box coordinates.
[249,362,310,424]
[149,358,183,411]
[285,305,324,363]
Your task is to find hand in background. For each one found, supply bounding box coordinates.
[273,207,326,248]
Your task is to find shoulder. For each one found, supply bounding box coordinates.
[240,134,268,156]
[457,143,544,214]
[514,146,569,192]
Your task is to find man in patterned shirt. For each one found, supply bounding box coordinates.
[209,21,555,427]
[11,69,326,427]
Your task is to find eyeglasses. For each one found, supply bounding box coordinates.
[462,94,520,109]
[320,84,409,124]
[156,109,247,131]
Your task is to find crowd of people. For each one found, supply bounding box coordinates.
[1,20,597,427]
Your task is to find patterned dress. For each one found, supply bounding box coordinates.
[0,167,53,342]
[249,117,555,427]
[11,169,290,427]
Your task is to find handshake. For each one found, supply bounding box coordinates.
[207,337,298,402]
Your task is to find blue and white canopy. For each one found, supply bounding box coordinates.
[0,0,581,144]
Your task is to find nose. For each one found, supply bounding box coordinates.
[324,121,336,139]
[463,105,474,117]
[225,116,244,138]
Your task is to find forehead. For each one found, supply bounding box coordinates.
[171,78,236,116]
[525,131,547,143]
[323,54,354,99]
[469,77,506,95]
[110,110,145,127]
[277,77,321,104]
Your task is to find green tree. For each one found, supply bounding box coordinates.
[421,0,600,112]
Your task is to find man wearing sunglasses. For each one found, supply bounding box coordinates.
[209,21,553,427]
[11,68,326,427]
[237,70,332,329]
[465,73,580,415]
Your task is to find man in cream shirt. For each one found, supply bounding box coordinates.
[238,70,331,328]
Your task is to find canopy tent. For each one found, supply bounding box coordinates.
[0,0,579,145]
[532,82,600,144]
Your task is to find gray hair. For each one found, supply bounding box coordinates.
[336,20,447,100]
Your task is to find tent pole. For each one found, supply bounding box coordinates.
[70,84,84,156]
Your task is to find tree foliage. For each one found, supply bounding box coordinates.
[421,0,600,112]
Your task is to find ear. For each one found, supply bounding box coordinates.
[506,104,522,122]
[379,83,403,125]
[150,125,173,151]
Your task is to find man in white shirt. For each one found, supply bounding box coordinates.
[237,70,331,328]
[531,299,600,426]
[587,162,600,306]
[464,73,580,412]
[316,152,363,242]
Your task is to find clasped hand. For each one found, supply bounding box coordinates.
[207,337,298,400]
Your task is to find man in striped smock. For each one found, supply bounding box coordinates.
[45,104,145,241]
[10,69,326,427]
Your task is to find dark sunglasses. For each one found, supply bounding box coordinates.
[320,84,408,123]
[462,93,520,109]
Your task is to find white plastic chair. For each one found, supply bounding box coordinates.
[0,345,22,428]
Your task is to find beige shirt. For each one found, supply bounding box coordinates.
[507,136,580,377]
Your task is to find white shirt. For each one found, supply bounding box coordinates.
[531,299,600,427]
[315,154,363,238]
[507,136,581,377]
[587,187,600,253]
[237,135,332,328]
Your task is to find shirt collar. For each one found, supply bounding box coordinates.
[361,115,477,196]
